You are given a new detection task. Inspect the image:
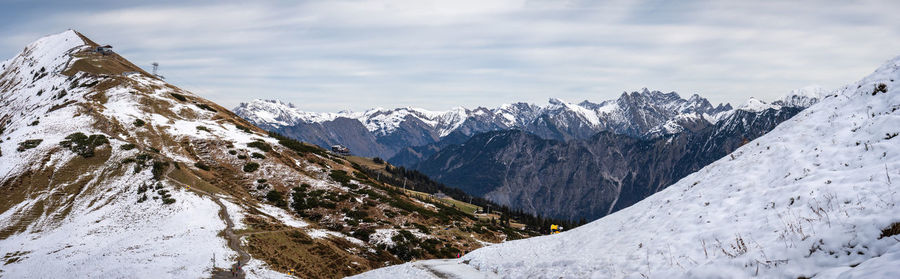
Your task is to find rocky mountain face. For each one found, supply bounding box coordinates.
[0,31,520,278]
[233,90,734,160]
[414,105,805,221]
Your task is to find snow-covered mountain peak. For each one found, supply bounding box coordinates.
[547,97,566,106]
[5,30,87,78]
[737,97,779,112]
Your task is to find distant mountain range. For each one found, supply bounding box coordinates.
[235,87,820,162]
[234,89,739,159]
[236,88,821,221]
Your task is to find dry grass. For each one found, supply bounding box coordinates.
[241,217,398,278]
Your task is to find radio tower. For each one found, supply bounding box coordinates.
[151,62,159,76]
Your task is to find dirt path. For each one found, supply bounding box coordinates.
[163,166,250,278]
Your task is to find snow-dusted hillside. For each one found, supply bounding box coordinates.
[352,57,900,278]
[1,30,514,278]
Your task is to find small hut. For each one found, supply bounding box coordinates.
[331,144,350,155]
[95,45,113,55]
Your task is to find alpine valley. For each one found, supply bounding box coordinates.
[236,83,824,221]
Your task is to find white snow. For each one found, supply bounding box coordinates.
[737,97,780,112]
[354,56,900,278]
[242,258,293,279]
[221,199,248,230]
[0,175,235,278]
[255,204,308,228]
[305,228,368,246]
[349,259,499,279]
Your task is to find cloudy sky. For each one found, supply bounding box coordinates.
[2,0,899,112]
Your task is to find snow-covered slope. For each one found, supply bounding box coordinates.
[352,57,900,278]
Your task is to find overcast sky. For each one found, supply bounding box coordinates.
[2,0,899,112]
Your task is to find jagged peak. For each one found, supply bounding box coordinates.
[737,97,779,112]
[548,97,565,105]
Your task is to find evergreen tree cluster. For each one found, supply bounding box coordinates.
[357,164,587,233]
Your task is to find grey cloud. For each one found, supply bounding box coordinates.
[1,0,898,111]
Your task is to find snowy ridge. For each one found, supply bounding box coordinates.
[737,97,780,112]
[235,89,748,139]
[353,56,900,278]
[235,87,822,143]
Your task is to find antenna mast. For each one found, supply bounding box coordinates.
[151,62,159,76]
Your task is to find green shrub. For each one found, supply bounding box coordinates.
[194,162,210,171]
[170,93,187,101]
[247,141,272,152]
[243,162,260,172]
[352,228,375,242]
[196,126,210,132]
[266,190,287,207]
[133,119,145,127]
[195,103,217,112]
[257,179,268,184]
[330,170,352,186]
[120,143,136,150]
[237,154,248,160]
[235,124,251,133]
[17,139,43,152]
[152,161,168,180]
[251,152,266,159]
[412,223,431,235]
[373,157,384,164]
[162,198,176,205]
[346,209,368,220]
[228,150,237,155]
[59,132,109,158]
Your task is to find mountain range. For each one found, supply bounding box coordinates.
[235,81,822,221]
[235,88,820,164]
